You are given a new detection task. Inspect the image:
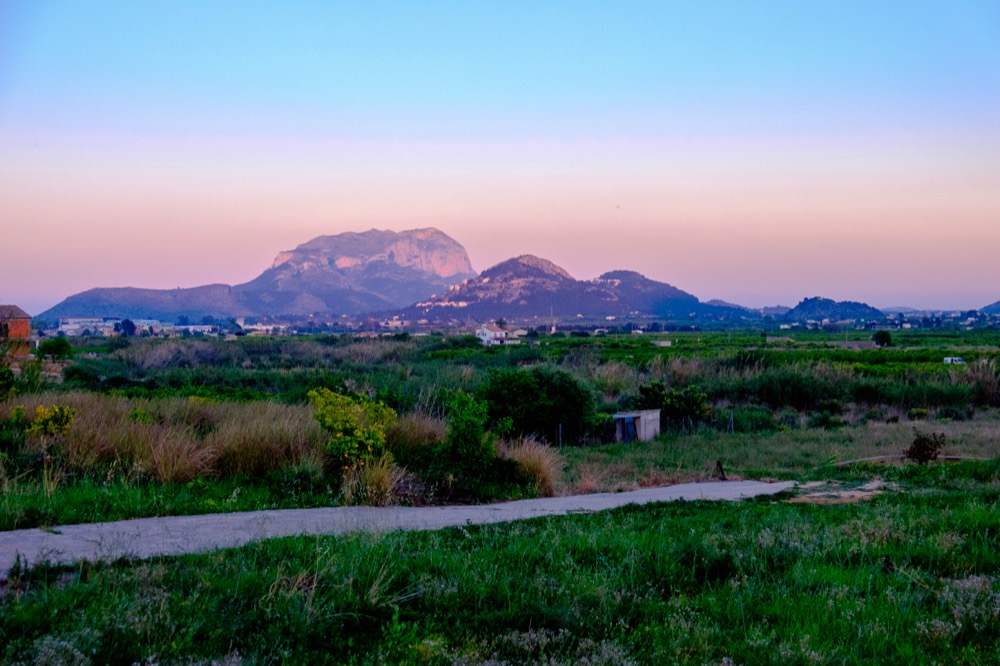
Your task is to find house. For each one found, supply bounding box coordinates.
[476,323,508,346]
[944,357,966,365]
[0,305,32,357]
[612,409,661,443]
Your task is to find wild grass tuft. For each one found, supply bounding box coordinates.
[142,428,216,484]
[384,412,446,451]
[498,436,565,497]
[340,454,406,506]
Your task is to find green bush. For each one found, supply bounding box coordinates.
[479,367,595,445]
[729,406,779,433]
[0,367,15,400]
[36,337,74,361]
[308,389,396,475]
[632,381,712,431]
[442,392,494,480]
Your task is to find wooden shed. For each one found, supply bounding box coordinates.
[612,409,661,443]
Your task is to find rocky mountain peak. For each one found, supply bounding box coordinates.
[269,227,474,279]
[481,255,575,281]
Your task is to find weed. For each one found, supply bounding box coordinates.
[905,430,947,464]
[341,454,406,507]
[498,436,565,497]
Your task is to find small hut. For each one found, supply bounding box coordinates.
[612,409,661,443]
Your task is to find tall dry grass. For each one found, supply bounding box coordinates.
[340,454,406,506]
[498,436,565,497]
[647,355,706,386]
[0,392,326,484]
[959,359,1000,407]
[588,362,641,402]
[385,412,447,451]
[206,401,326,476]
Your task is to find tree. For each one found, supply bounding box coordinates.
[36,337,73,362]
[117,319,137,337]
[873,330,892,347]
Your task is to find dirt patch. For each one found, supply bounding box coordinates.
[787,479,892,505]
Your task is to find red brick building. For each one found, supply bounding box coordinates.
[0,305,32,357]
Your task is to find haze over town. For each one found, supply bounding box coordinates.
[2,1,999,315]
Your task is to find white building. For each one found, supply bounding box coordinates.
[476,323,509,346]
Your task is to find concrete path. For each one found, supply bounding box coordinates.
[0,480,795,577]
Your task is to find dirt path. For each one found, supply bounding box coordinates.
[0,480,795,578]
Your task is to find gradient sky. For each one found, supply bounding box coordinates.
[2,1,999,315]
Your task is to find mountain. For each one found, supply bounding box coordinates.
[783,297,884,322]
[37,228,476,322]
[982,300,1000,315]
[42,284,252,321]
[236,228,476,316]
[400,255,746,321]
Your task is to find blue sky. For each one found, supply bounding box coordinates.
[2,1,999,313]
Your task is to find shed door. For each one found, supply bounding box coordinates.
[622,417,637,443]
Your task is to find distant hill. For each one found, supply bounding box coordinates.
[982,300,1000,315]
[705,299,750,311]
[37,228,476,322]
[399,255,747,321]
[783,297,884,322]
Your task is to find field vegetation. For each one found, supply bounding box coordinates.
[3,329,1000,661]
[1,330,1000,529]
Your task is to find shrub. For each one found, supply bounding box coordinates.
[632,381,712,431]
[499,436,565,497]
[728,406,779,433]
[0,367,16,400]
[807,410,844,430]
[25,405,76,438]
[309,389,396,475]
[479,367,595,445]
[905,429,946,464]
[873,330,892,347]
[443,392,493,480]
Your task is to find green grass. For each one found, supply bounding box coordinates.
[4,464,1000,664]
[562,416,1000,492]
[0,473,339,531]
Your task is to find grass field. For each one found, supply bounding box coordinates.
[3,461,1000,664]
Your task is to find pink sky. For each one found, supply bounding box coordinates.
[3,127,998,315]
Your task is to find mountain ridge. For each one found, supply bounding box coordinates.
[38,228,476,322]
[34,230,899,324]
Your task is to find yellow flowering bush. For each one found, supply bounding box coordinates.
[308,389,396,474]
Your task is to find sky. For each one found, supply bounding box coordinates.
[2,1,999,315]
